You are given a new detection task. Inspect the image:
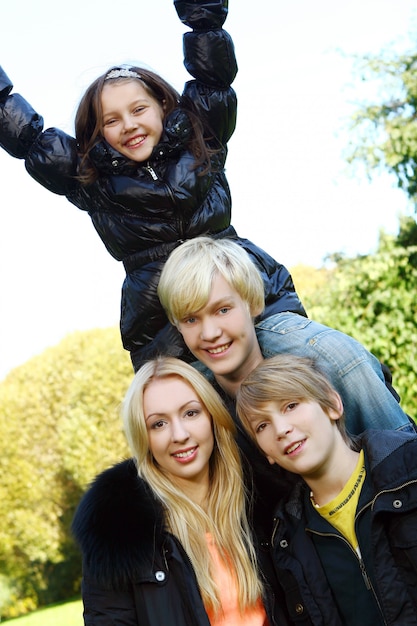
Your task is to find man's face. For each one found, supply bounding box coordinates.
[177,274,263,390]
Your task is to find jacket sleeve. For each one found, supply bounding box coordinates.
[0,65,78,196]
[81,575,139,626]
[174,1,237,146]
[238,237,308,318]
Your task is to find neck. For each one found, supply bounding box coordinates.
[215,375,242,399]
[307,444,360,507]
[215,348,264,399]
[172,475,210,510]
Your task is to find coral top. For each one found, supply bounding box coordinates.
[205,533,269,626]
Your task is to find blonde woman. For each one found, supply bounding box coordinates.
[72,357,288,625]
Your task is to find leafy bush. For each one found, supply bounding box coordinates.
[303,230,417,418]
[0,328,132,618]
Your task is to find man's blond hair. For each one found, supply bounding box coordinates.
[158,237,265,324]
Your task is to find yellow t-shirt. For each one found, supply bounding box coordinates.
[205,533,268,626]
[311,449,366,549]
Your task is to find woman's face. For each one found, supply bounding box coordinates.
[143,376,214,494]
[101,80,164,162]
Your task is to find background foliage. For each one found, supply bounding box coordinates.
[293,217,417,418]
[346,47,417,210]
[0,329,131,618]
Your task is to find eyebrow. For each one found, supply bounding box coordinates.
[181,295,236,318]
[210,296,235,307]
[145,399,202,422]
[102,98,149,118]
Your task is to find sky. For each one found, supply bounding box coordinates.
[1,0,417,380]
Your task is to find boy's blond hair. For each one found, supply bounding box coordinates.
[236,354,352,445]
[158,237,265,325]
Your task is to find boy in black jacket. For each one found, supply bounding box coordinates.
[236,353,417,625]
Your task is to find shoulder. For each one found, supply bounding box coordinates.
[361,429,417,480]
[361,429,417,456]
[72,459,166,587]
[72,459,163,542]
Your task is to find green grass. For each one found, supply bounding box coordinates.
[6,598,83,625]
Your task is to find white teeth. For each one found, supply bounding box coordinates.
[174,448,196,458]
[126,137,144,147]
[286,441,303,454]
[208,343,230,354]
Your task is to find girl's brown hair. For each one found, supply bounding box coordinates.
[75,67,216,184]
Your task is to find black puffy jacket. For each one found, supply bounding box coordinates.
[0,0,305,371]
[72,459,292,626]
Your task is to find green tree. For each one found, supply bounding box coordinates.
[0,328,132,618]
[303,226,417,418]
[346,45,417,209]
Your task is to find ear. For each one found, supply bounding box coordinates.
[328,391,344,421]
[266,455,276,465]
[250,304,264,319]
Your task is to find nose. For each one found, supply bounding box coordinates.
[122,114,138,132]
[200,317,221,342]
[272,415,293,440]
[171,417,190,443]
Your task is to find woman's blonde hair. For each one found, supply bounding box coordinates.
[237,354,352,446]
[122,357,263,614]
[157,237,265,326]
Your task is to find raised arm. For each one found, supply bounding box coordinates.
[174,0,238,145]
[0,65,78,195]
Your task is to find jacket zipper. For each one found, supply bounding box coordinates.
[145,163,178,205]
[272,516,386,624]
[144,162,183,237]
[145,165,158,180]
[364,478,417,513]
[305,527,387,623]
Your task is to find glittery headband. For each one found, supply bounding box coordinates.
[105,68,141,81]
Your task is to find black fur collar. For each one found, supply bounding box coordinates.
[72,459,166,589]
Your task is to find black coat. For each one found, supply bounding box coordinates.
[270,430,417,625]
[72,459,292,626]
[0,0,305,371]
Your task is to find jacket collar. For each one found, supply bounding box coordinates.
[276,430,417,524]
[89,108,192,176]
[72,459,168,589]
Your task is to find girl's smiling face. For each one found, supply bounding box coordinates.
[101,80,165,162]
[143,375,214,494]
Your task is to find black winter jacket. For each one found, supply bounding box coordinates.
[72,459,292,626]
[269,430,417,625]
[0,0,305,371]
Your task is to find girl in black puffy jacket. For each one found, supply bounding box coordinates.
[0,0,305,371]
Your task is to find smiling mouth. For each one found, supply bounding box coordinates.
[173,447,197,459]
[285,440,305,455]
[207,343,231,355]
[125,135,146,148]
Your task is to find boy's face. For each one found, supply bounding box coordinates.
[177,274,262,389]
[247,399,342,479]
